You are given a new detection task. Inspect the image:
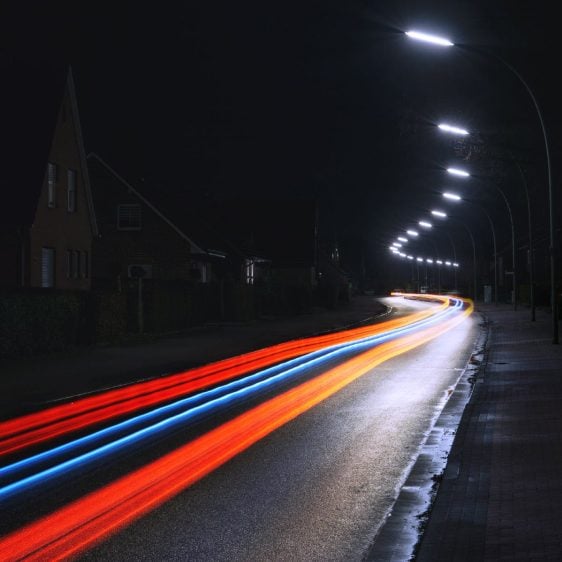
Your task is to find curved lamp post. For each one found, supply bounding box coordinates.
[442,192,498,305]
[406,29,558,342]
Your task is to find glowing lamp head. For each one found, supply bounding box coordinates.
[431,210,447,218]
[397,236,408,242]
[419,221,432,228]
[447,167,470,177]
[405,30,454,47]
[406,230,419,237]
[438,123,469,136]
[453,262,459,267]
[443,192,461,201]
[436,260,443,265]
[426,258,434,264]
[407,255,414,260]
[416,257,424,262]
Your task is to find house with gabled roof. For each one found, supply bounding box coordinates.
[87,153,229,290]
[0,58,98,290]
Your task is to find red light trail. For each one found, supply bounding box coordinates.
[0,295,472,560]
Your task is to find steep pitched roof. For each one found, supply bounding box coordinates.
[0,55,97,235]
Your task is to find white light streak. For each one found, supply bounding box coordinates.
[438,123,469,136]
[443,192,461,201]
[447,167,470,177]
[405,30,454,47]
[431,210,447,218]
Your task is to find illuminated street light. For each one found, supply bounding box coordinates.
[426,258,434,264]
[443,192,461,201]
[431,210,447,218]
[419,220,432,228]
[405,30,454,47]
[397,236,408,242]
[392,242,402,247]
[453,262,459,267]
[407,27,557,342]
[436,260,443,265]
[447,167,470,177]
[445,261,452,266]
[406,229,419,237]
[438,123,469,136]
[407,255,414,260]
[416,257,424,262]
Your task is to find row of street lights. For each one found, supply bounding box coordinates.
[395,28,558,344]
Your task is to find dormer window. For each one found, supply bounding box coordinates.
[117,204,142,230]
[47,162,57,207]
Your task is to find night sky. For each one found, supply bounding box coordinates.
[2,1,560,283]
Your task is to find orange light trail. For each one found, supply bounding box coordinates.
[0,296,472,561]
[0,298,447,457]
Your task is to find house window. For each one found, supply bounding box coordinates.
[67,169,77,212]
[66,250,80,279]
[66,250,73,279]
[41,247,55,287]
[117,204,142,230]
[80,252,89,279]
[47,162,57,208]
[73,250,79,278]
[245,259,255,285]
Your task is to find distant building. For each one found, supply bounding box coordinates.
[0,60,97,290]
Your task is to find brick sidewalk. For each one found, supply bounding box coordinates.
[415,304,562,561]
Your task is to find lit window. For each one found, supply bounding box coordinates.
[117,204,142,230]
[67,169,77,212]
[245,259,255,285]
[47,162,57,208]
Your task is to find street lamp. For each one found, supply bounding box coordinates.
[406,28,558,343]
[446,166,518,310]
[438,123,469,136]
[447,167,470,178]
[443,192,462,201]
[443,192,498,306]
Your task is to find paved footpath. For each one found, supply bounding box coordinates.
[415,304,562,562]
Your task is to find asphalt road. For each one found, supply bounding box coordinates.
[65,296,479,561]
